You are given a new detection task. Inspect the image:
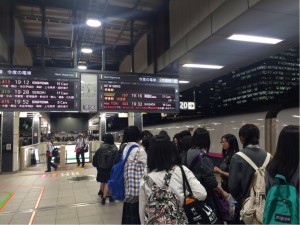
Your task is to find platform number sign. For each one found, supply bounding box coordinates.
[180,101,195,110]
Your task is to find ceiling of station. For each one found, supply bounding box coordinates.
[14,0,166,70]
[11,0,300,92]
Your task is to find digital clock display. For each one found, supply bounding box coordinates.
[0,68,80,111]
[99,74,179,112]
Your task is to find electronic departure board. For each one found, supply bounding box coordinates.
[99,74,179,112]
[0,67,80,111]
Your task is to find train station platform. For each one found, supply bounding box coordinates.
[0,163,123,225]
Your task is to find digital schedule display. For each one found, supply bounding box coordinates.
[0,67,80,111]
[99,74,179,112]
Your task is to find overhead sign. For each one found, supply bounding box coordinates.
[99,74,179,113]
[0,67,80,111]
[180,101,195,110]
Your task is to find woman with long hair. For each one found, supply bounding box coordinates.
[214,134,239,192]
[265,125,299,194]
[185,128,228,221]
[139,135,207,224]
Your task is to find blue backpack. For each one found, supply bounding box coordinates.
[108,144,139,201]
[263,174,299,224]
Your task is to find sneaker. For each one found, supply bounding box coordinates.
[45,170,51,172]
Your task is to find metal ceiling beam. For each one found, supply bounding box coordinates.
[14,14,151,33]
[14,0,155,21]
[112,0,142,50]
[26,36,132,52]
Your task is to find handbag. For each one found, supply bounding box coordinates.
[179,165,219,224]
[214,192,236,221]
[83,147,88,153]
[75,147,81,152]
[46,150,52,158]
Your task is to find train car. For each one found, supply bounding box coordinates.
[143,106,299,165]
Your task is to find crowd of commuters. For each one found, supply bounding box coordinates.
[92,124,299,225]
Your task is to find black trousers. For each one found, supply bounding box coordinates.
[47,156,57,171]
[76,150,85,166]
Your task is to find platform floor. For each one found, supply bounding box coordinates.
[0,163,123,225]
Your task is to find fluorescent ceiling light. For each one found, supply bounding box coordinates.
[81,48,93,53]
[227,34,283,44]
[78,65,87,70]
[86,19,101,27]
[179,80,190,84]
[78,61,87,69]
[182,64,223,69]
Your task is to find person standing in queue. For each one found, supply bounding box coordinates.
[45,137,58,172]
[228,124,269,224]
[75,134,87,168]
[121,126,147,225]
[214,134,239,192]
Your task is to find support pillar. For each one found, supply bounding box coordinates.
[1,112,19,172]
[128,113,143,131]
[32,113,40,144]
[99,113,106,140]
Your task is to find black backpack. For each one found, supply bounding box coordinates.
[97,145,117,169]
[52,148,59,157]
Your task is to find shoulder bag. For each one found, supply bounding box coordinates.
[179,165,219,224]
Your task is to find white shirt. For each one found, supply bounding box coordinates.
[47,141,54,152]
[122,142,147,163]
[76,138,86,148]
[139,165,207,224]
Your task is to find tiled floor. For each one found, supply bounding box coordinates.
[0,163,123,225]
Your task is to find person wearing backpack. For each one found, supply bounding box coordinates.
[184,128,229,223]
[228,124,270,224]
[139,135,207,224]
[93,133,119,205]
[263,125,299,224]
[121,126,147,225]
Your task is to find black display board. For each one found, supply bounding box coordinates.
[0,67,80,111]
[98,73,179,112]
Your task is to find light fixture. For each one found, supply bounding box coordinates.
[78,61,87,70]
[227,34,283,44]
[86,19,101,27]
[179,80,190,84]
[81,47,93,54]
[81,43,93,53]
[182,64,224,69]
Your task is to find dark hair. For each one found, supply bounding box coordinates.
[173,133,180,142]
[141,130,153,139]
[179,130,191,139]
[158,130,171,141]
[221,134,239,157]
[147,135,179,172]
[102,133,114,145]
[267,125,299,181]
[123,126,141,142]
[142,136,151,152]
[191,128,210,152]
[180,135,193,153]
[239,124,260,147]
